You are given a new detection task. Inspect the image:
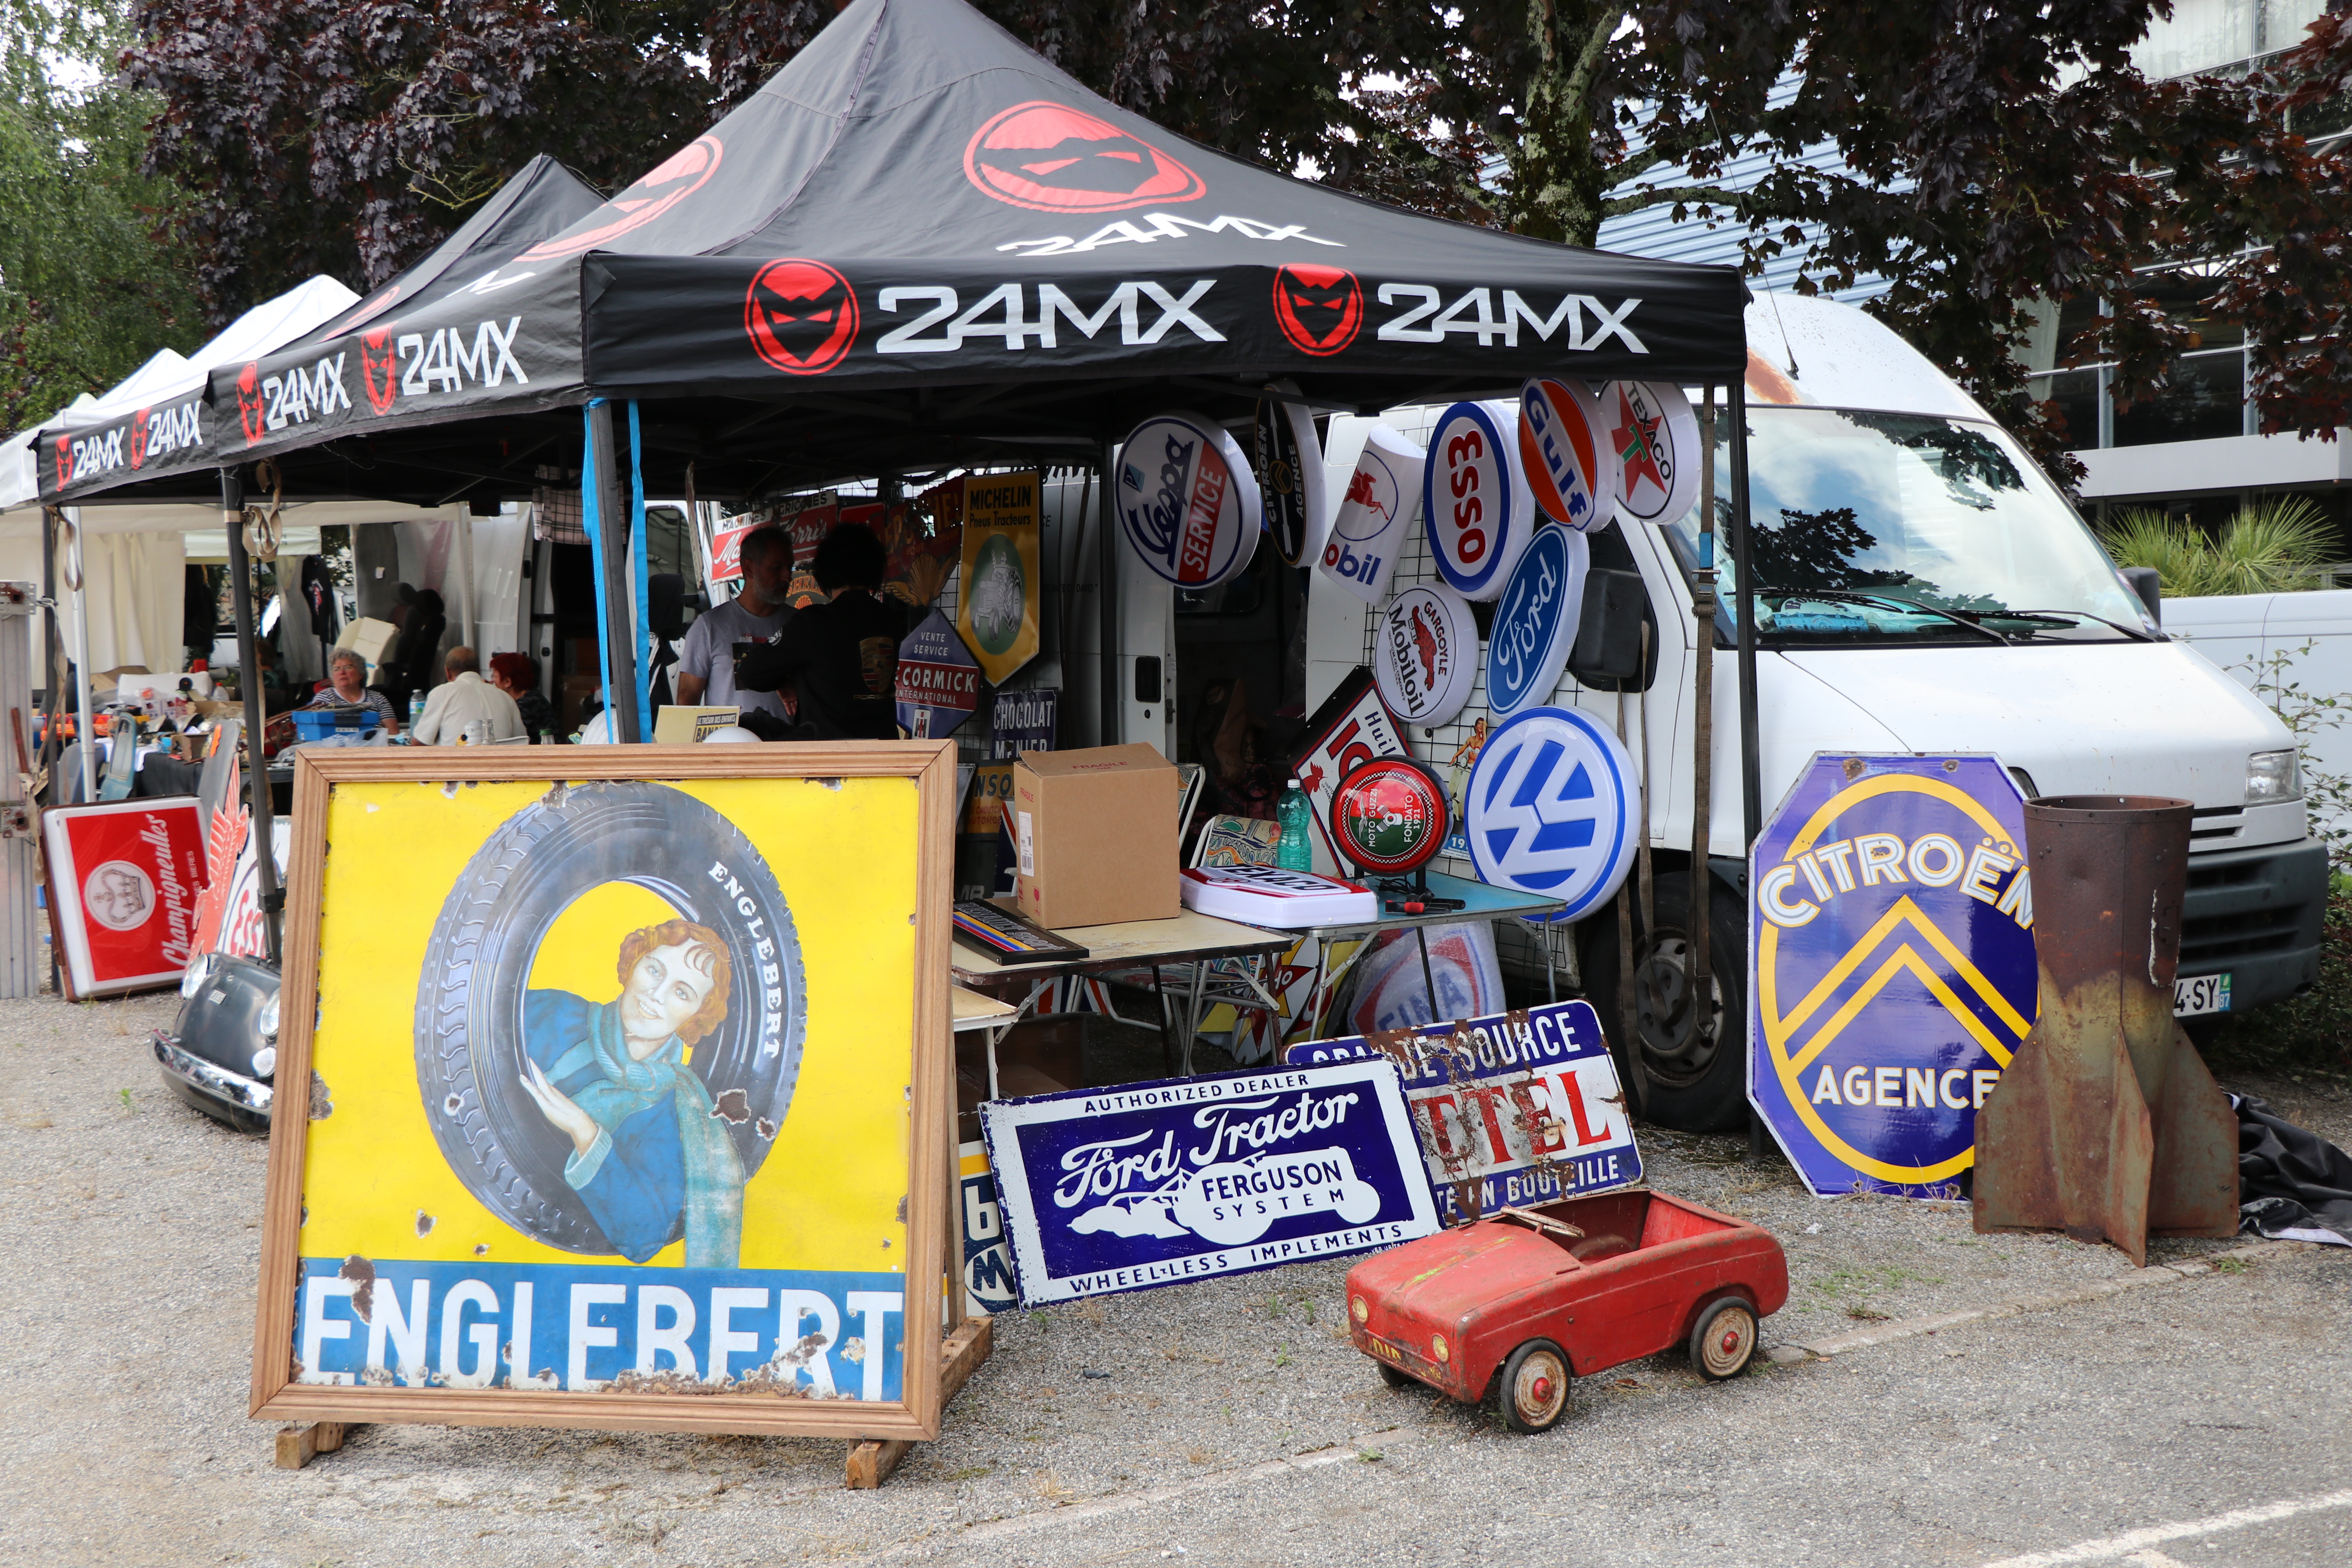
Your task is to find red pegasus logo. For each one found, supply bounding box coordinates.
[1343,467,1392,521]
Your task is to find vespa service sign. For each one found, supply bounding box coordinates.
[1287,1001,1640,1224]
[982,1061,1440,1306]
[1115,410,1261,588]
[1748,753,2037,1198]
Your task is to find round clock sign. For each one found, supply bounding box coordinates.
[1330,758,1452,876]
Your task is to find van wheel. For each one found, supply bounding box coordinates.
[1495,1339,1572,1433]
[1580,865,1748,1132]
[1690,1297,1758,1380]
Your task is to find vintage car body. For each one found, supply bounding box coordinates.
[152,952,280,1134]
[1345,1189,1789,1431]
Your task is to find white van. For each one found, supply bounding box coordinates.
[1273,292,2327,1132]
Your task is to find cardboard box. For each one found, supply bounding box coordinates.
[1011,743,1179,928]
[334,616,398,673]
[653,705,743,743]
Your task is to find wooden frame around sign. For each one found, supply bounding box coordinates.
[250,742,958,1441]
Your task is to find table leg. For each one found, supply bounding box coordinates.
[1543,922,1557,1004]
[1180,960,1210,1075]
[1415,925,1439,1023]
[1151,964,1172,1074]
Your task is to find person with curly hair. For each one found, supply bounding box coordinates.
[516,918,743,1267]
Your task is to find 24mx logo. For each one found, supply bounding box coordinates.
[875,279,1223,354]
[395,318,527,398]
[1376,287,1646,354]
[247,353,351,441]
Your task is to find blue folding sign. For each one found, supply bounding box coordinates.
[980,1062,1440,1306]
[1747,753,2037,1198]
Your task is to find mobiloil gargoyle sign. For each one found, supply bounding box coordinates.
[1748,753,2037,1198]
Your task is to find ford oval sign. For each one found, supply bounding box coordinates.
[1372,583,1477,728]
[1484,524,1588,719]
[1517,378,1618,532]
[1465,706,1636,922]
[1422,401,1535,601]
[1116,410,1262,587]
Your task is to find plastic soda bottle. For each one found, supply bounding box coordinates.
[1276,777,1314,871]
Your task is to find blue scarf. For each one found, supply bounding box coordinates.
[567,1002,744,1269]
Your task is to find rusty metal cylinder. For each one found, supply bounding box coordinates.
[2024,794,2191,1091]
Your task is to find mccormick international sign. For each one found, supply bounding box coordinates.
[1748,753,2037,1198]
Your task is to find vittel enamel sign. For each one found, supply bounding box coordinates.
[1116,410,1261,588]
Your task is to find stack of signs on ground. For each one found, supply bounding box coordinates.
[895,608,981,738]
[1287,1001,1640,1224]
[1747,753,2036,1198]
[981,1060,1440,1306]
[958,1141,1018,1316]
[42,797,210,998]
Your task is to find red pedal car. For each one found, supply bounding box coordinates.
[1345,1188,1789,1432]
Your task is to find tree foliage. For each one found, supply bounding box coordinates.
[0,0,200,436]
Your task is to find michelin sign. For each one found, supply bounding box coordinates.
[1748,754,2037,1198]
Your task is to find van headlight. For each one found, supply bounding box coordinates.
[250,1046,276,1078]
[179,953,216,1000]
[257,991,281,1039]
[2246,750,2300,804]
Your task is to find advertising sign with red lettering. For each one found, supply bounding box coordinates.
[1288,667,1411,872]
[893,608,982,739]
[1319,422,1422,606]
[1422,400,1537,601]
[1286,1000,1641,1224]
[1114,411,1261,588]
[42,798,211,998]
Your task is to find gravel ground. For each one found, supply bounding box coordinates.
[2,990,2346,1567]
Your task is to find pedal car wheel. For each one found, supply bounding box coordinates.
[1690,1297,1758,1380]
[1376,1361,1418,1390]
[1495,1338,1572,1433]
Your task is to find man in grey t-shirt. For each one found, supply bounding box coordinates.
[676,527,791,722]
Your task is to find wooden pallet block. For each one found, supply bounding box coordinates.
[846,1316,994,1489]
[274,1420,354,1470]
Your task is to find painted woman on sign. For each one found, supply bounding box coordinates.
[515,918,744,1267]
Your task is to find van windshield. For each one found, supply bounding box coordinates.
[1661,408,2154,646]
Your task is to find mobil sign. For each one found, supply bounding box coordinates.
[1748,753,2037,1198]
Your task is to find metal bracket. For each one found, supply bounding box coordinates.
[0,805,32,840]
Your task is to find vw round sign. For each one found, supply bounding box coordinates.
[1517,378,1618,532]
[1421,400,1535,601]
[1372,583,1477,728]
[1116,410,1262,587]
[1485,524,1588,719]
[1465,706,1637,922]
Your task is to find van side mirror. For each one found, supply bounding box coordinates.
[2118,567,2161,626]
[1568,569,1655,691]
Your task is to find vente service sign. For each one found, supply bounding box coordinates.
[1286,1000,1640,1223]
[982,1062,1440,1306]
[1748,753,2037,1198]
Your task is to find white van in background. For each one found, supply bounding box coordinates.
[1290,292,2327,1132]
[2162,589,2352,833]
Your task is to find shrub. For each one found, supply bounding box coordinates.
[2102,495,2340,598]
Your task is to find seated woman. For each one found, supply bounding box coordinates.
[303,648,399,733]
[515,918,744,1268]
[488,652,555,742]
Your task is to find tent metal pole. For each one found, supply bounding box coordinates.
[223,466,282,964]
[1730,378,1761,845]
[67,509,94,804]
[1096,440,1118,748]
[38,507,59,789]
[586,402,642,744]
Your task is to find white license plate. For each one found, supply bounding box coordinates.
[2174,973,2231,1017]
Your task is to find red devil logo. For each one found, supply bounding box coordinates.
[1272,263,1361,356]
[51,434,73,489]
[361,327,398,414]
[744,260,859,376]
[521,135,725,261]
[964,102,1204,213]
[236,363,265,446]
[128,409,149,470]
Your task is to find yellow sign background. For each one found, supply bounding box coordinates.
[302,775,919,1274]
[956,471,1042,684]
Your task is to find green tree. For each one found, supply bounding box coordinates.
[0,0,200,437]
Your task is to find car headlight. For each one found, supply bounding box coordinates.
[179,953,216,1000]
[250,1046,276,1078]
[1351,1295,1369,1324]
[1430,1333,1449,1363]
[2246,750,2300,804]
[257,992,281,1039]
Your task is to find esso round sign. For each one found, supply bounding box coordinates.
[1598,379,1702,528]
[1465,706,1637,922]
[1331,758,1451,876]
[1421,400,1535,601]
[1485,524,1589,719]
[1116,410,1262,587]
[1518,378,1618,532]
[1372,583,1478,728]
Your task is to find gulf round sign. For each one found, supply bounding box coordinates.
[1421,401,1536,601]
[1485,524,1588,719]
[1116,410,1262,588]
[1748,754,2037,1198]
[1330,758,1450,876]
[1599,380,1702,528]
[1372,583,1477,728]
[1319,422,1421,606]
[1465,706,1636,923]
[1517,378,1617,532]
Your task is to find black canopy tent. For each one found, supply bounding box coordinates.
[50,0,1764,1014]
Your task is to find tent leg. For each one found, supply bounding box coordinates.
[1095,444,1117,749]
[67,509,94,805]
[223,468,282,964]
[585,403,641,745]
